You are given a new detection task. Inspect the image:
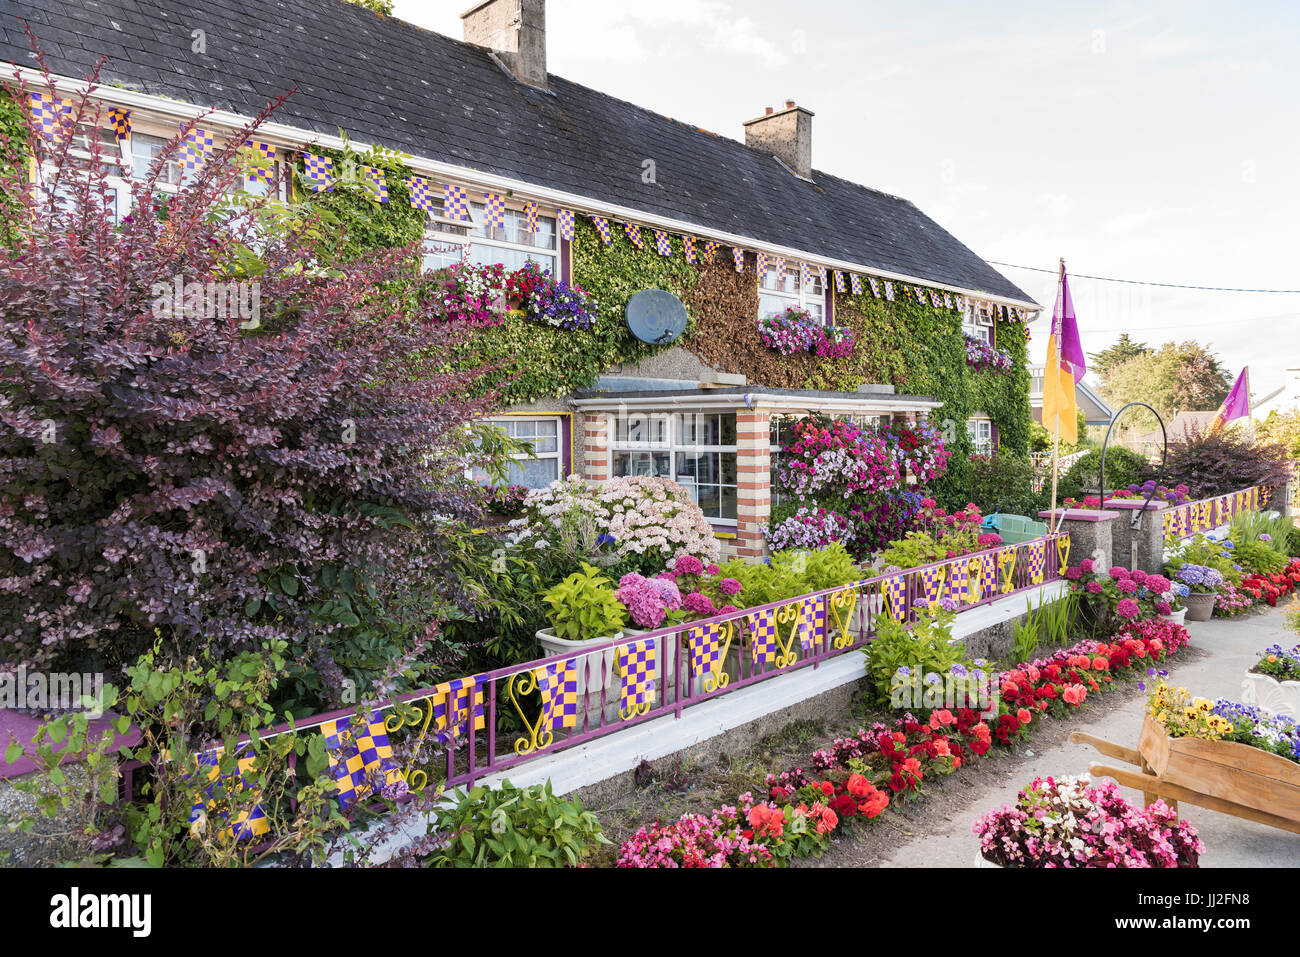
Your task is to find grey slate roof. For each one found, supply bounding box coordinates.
[2,0,1035,304]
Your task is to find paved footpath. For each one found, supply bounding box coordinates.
[879,606,1300,868]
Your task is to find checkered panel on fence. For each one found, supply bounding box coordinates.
[1027,540,1046,585]
[320,710,403,810]
[687,622,725,686]
[618,638,657,717]
[535,658,579,733]
[747,607,778,666]
[432,675,485,744]
[918,564,947,606]
[882,576,907,622]
[189,750,270,842]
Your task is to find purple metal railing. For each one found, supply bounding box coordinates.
[1162,485,1273,542]
[220,531,1069,792]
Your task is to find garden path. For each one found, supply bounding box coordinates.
[807,606,1300,868]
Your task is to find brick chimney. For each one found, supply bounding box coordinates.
[743,100,814,179]
[461,0,548,90]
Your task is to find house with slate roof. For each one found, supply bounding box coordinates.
[2,0,1041,558]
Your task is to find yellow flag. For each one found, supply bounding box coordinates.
[1042,334,1078,445]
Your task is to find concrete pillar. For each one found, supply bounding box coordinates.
[735,409,771,559]
[1038,508,1121,571]
[1106,501,1171,574]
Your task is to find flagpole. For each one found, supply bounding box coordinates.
[1049,258,1065,534]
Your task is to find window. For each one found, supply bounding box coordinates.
[610,412,738,522]
[968,417,994,455]
[758,259,826,325]
[423,202,558,274]
[962,303,994,345]
[473,417,563,490]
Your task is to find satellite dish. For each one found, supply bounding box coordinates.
[626,289,688,345]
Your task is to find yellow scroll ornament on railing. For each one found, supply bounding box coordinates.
[997,546,1019,594]
[825,587,859,649]
[772,600,806,669]
[967,557,984,603]
[1056,533,1070,572]
[508,657,580,757]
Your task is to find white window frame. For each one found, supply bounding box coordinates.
[474,415,564,490]
[967,416,994,455]
[423,201,558,276]
[608,411,739,525]
[758,260,827,326]
[962,303,995,345]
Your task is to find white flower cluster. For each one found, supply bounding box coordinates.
[522,475,720,564]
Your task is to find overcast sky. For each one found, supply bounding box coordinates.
[395,0,1299,399]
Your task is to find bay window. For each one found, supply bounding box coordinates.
[610,412,738,522]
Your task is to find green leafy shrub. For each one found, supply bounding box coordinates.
[1164,535,1242,586]
[426,780,608,867]
[770,542,861,592]
[541,563,627,641]
[1059,448,1148,500]
[967,451,1049,516]
[1231,539,1287,576]
[861,606,966,707]
[714,557,815,607]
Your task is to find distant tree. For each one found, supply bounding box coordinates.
[344,0,394,14]
[1100,340,1233,440]
[1089,334,1151,382]
[1258,409,1300,459]
[1029,408,1090,454]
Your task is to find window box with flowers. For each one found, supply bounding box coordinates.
[506,261,597,331]
[963,334,1014,374]
[758,307,855,358]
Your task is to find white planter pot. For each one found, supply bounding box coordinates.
[536,627,624,726]
[1241,670,1300,718]
[973,850,1002,868]
[1159,608,1188,626]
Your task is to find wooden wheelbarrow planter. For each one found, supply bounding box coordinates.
[1070,716,1300,834]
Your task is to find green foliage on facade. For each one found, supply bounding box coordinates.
[0,86,28,246]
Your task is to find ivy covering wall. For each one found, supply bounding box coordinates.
[279,147,1034,496]
[0,87,28,246]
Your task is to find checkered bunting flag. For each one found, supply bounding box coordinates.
[868,276,881,298]
[623,222,645,249]
[108,107,131,143]
[884,280,896,301]
[799,261,812,289]
[757,251,769,277]
[535,659,579,733]
[183,128,217,173]
[797,596,823,654]
[1027,540,1046,584]
[929,290,943,308]
[816,265,828,288]
[653,229,672,256]
[746,607,778,667]
[557,208,575,241]
[683,235,697,264]
[918,564,947,605]
[732,246,745,272]
[849,273,863,295]
[361,165,388,203]
[443,183,471,221]
[432,675,486,744]
[320,709,403,810]
[406,176,437,213]
[944,293,955,310]
[590,216,613,245]
[243,140,275,187]
[618,638,657,717]
[27,91,72,142]
[189,749,270,842]
[703,240,719,263]
[300,151,334,191]
[834,270,847,293]
[980,552,998,597]
[524,201,540,233]
[944,561,971,606]
[687,622,725,686]
[775,257,788,285]
[482,191,507,228]
[882,575,908,622]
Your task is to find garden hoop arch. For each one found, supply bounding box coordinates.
[1099,402,1167,530]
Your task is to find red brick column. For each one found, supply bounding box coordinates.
[582,413,609,481]
[735,409,772,558]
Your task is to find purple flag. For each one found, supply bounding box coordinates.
[1052,269,1086,384]
[1210,368,1250,429]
